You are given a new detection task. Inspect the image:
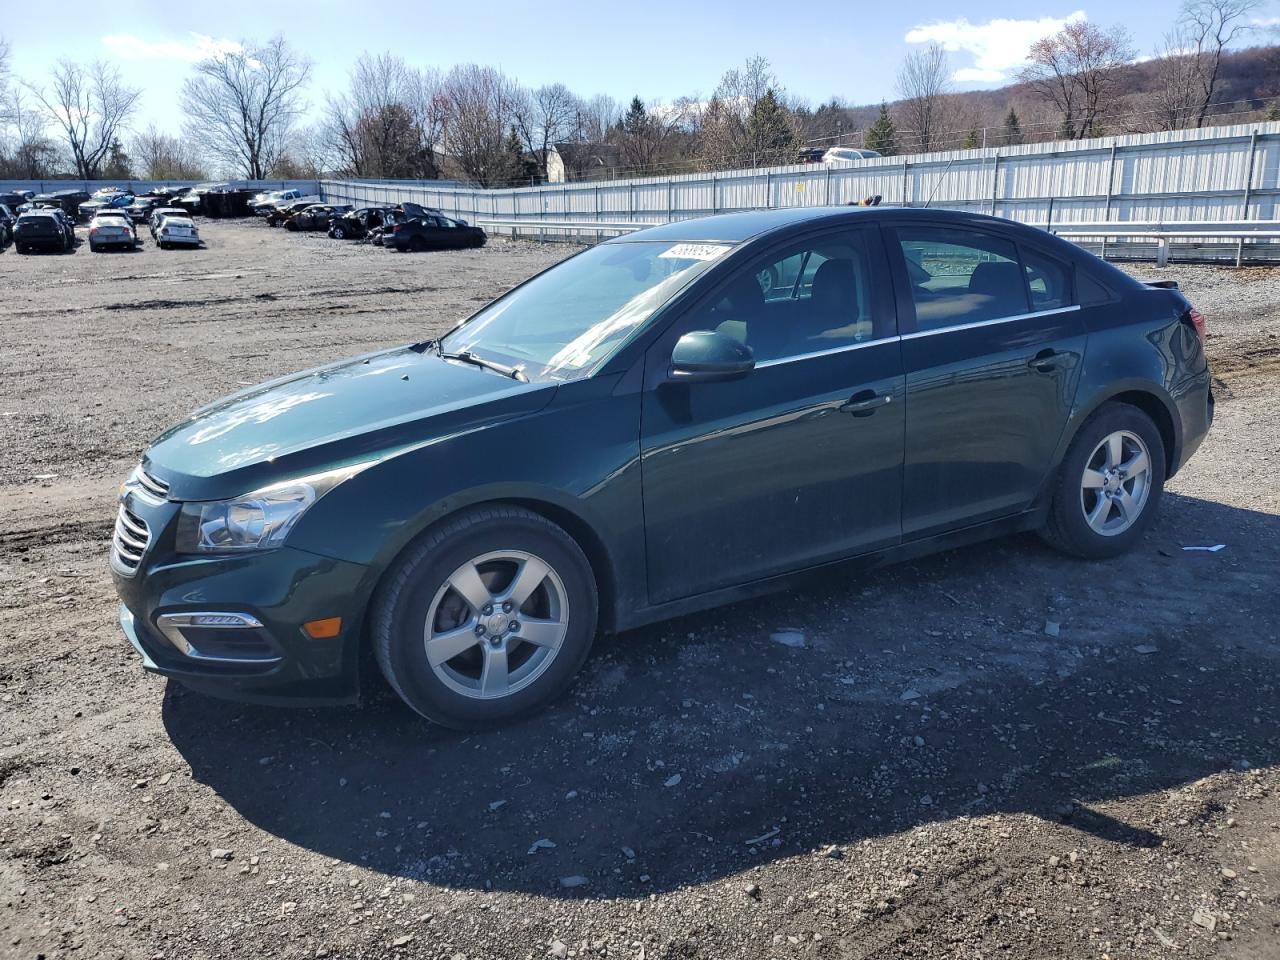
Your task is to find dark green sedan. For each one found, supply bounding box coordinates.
[112,207,1213,727]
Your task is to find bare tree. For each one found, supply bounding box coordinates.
[324,53,443,179]
[513,83,581,177]
[132,124,207,180]
[180,37,311,179]
[896,43,950,152]
[0,87,58,177]
[405,67,447,179]
[699,56,796,167]
[1179,0,1263,126]
[1150,30,1205,130]
[26,59,141,177]
[572,94,621,143]
[440,64,525,186]
[1019,21,1135,139]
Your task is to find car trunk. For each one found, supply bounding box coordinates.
[16,218,58,238]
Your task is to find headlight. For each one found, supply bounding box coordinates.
[174,462,372,554]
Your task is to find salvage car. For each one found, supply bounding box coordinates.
[153,213,200,248]
[125,196,163,223]
[148,207,186,240]
[112,206,1212,728]
[26,189,90,217]
[388,213,487,252]
[264,197,321,227]
[88,210,139,251]
[0,203,15,248]
[328,206,396,240]
[13,209,75,252]
[80,192,135,221]
[251,188,303,214]
[283,203,351,232]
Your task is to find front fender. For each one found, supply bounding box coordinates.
[285,383,645,633]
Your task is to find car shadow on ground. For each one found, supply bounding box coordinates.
[164,493,1279,897]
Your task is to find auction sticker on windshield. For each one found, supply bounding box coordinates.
[658,243,732,261]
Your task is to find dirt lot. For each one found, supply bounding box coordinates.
[0,219,1277,960]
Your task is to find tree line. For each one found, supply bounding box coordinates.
[0,0,1276,187]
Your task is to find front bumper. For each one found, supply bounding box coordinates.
[114,526,373,705]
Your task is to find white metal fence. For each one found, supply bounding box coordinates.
[320,121,1280,262]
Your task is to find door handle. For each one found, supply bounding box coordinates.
[840,391,892,417]
[1027,349,1067,372]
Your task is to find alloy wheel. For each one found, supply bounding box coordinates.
[1080,429,1152,536]
[423,550,569,700]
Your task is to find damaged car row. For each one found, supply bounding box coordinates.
[1,185,200,254]
[252,192,487,252]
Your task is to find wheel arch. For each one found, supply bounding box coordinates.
[358,489,622,644]
[1054,380,1182,487]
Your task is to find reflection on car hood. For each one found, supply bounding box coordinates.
[144,346,555,501]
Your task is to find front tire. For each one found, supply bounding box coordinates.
[1041,403,1166,560]
[372,505,598,729]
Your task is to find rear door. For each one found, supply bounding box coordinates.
[887,223,1087,538]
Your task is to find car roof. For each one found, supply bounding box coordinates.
[607,206,1065,247]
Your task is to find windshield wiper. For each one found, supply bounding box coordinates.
[436,348,528,382]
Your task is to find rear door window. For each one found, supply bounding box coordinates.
[896,227,1030,331]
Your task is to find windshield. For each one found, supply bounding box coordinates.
[439,240,732,382]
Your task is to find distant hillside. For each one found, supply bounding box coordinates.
[805,44,1280,152]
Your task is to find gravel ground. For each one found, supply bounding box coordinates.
[0,220,1277,960]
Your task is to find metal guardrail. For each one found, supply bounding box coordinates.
[475,217,646,240]
[1049,220,1280,266]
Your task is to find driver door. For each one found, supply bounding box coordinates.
[639,226,905,604]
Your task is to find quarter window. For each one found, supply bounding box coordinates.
[897,227,1030,331]
[1022,247,1073,310]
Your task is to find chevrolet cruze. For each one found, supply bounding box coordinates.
[112,207,1212,728]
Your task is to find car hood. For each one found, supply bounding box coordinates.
[144,346,556,501]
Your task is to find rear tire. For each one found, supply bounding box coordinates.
[1040,402,1166,560]
[372,505,598,729]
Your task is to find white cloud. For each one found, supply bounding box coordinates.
[1252,15,1280,27]
[905,11,1087,85]
[101,32,242,63]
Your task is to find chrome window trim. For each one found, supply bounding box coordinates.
[900,304,1081,341]
[756,337,890,368]
[741,306,1081,369]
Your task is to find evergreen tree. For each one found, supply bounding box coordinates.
[1268,101,1280,122]
[864,103,898,156]
[962,128,980,150]
[1002,108,1023,146]
[101,138,134,179]
[745,88,798,165]
[623,96,648,137]
[502,125,535,185]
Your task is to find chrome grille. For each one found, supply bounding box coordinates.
[112,503,151,573]
[136,468,169,500]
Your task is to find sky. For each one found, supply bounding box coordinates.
[3,0,1275,135]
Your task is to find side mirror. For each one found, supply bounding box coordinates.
[669,330,755,383]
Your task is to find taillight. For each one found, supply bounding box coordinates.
[392,224,402,233]
[1188,307,1206,346]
